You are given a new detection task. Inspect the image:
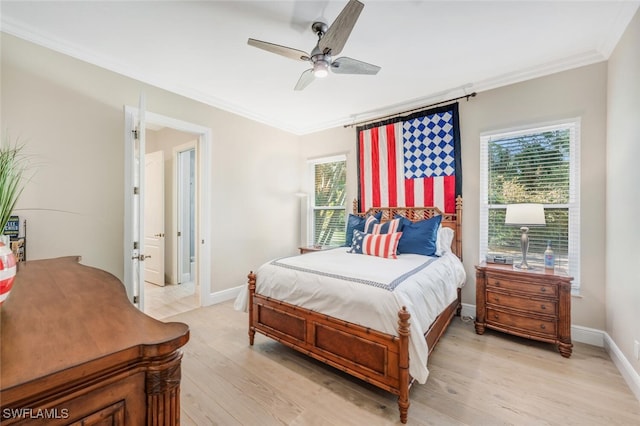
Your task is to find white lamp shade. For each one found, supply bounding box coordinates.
[505,203,546,226]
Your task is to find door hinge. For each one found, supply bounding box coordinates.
[133,295,139,304]
[133,241,139,250]
[133,186,139,195]
[177,231,181,237]
[132,128,139,140]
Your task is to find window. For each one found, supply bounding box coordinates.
[307,155,347,247]
[480,119,581,290]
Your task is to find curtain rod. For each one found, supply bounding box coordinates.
[345,92,477,129]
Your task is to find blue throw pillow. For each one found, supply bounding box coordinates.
[344,211,382,247]
[394,214,442,256]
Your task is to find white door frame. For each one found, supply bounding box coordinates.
[124,106,212,308]
[124,101,146,308]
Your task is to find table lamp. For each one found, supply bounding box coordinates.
[505,203,546,269]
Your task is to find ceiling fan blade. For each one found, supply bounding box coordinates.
[318,0,364,56]
[294,69,315,91]
[331,57,380,75]
[247,38,309,61]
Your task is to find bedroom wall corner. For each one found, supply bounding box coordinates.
[606,8,640,388]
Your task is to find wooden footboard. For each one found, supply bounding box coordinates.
[247,272,461,424]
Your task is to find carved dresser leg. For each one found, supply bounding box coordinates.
[146,351,183,426]
[558,342,573,358]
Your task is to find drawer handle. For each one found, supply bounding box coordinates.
[494,281,500,287]
[493,314,499,320]
[493,297,500,303]
[540,324,546,330]
[541,304,546,310]
[540,287,547,293]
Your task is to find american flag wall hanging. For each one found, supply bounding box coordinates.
[357,103,462,213]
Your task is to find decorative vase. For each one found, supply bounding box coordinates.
[0,240,17,305]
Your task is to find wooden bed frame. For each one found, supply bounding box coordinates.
[247,196,463,423]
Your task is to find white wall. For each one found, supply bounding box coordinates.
[461,63,608,331]
[1,33,301,299]
[606,9,640,378]
[300,62,608,332]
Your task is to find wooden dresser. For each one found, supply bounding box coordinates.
[0,257,190,425]
[475,262,573,357]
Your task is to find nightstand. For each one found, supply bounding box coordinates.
[475,262,573,357]
[298,245,334,254]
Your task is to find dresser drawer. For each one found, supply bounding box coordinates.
[486,290,557,315]
[486,308,557,338]
[487,276,557,297]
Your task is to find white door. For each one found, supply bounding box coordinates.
[123,94,147,309]
[144,150,165,286]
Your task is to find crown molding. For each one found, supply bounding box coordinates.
[597,2,640,58]
[471,50,607,95]
[0,17,305,134]
[318,48,605,135]
[0,14,619,136]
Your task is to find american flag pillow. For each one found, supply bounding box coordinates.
[349,229,403,259]
[364,216,402,234]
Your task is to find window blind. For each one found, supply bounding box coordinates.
[309,156,346,246]
[480,120,580,290]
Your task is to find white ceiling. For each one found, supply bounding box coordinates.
[2,1,638,134]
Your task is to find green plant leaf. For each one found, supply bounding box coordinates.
[0,135,32,232]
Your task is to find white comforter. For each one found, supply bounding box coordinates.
[236,248,466,383]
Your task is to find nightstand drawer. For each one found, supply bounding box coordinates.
[486,290,557,315]
[487,276,557,297]
[476,263,573,357]
[486,308,557,337]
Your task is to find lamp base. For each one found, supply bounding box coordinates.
[517,227,531,270]
[514,262,532,270]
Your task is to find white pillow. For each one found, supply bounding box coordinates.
[436,226,455,256]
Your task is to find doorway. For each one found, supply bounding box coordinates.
[124,105,212,319]
[143,130,200,319]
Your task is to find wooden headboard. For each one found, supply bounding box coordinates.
[352,196,463,260]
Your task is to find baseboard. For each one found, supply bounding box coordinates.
[204,285,242,306]
[460,303,475,320]
[604,332,640,402]
[571,324,605,347]
[463,302,639,403]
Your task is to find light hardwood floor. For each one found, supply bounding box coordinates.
[158,302,640,425]
[144,280,198,319]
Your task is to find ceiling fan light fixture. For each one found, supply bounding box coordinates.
[248,0,379,90]
[313,60,329,78]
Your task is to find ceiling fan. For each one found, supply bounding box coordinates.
[248,0,381,91]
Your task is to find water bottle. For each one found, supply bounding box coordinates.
[544,241,555,270]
